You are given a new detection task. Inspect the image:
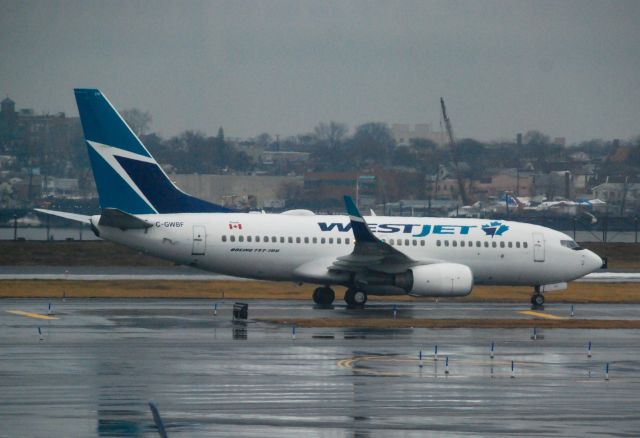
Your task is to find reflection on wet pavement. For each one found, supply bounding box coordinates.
[2,299,640,437]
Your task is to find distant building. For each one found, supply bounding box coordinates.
[356,175,376,210]
[170,173,303,210]
[305,169,424,207]
[259,150,310,175]
[473,169,534,198]
[11,174,42,202]
[304,171,359,200]
[592,181,640,207]
[0,95,81,173]
[391,123,442,146]
[42,177,80,198]
[532,171,573,199]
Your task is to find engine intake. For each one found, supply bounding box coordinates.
[405,263,473,296]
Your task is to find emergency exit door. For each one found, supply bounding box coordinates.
[532,232,545,262]
[192,225,206,255]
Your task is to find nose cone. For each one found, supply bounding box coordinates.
[584,250,603,274]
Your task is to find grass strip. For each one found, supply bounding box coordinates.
[0,280,639,303]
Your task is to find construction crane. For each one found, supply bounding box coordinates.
[440,97,472,206]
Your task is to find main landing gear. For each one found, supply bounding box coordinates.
[344,288,368,308]
[531,285,544,309]
[312,286,335,306]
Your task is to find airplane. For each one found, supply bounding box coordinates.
[36,89,604,308]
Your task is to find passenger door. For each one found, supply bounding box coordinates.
[532,232,545,262]
[192,225,206,255]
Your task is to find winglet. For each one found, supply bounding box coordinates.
[344,196,377,243]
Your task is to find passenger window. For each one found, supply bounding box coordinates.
[345,238,350,245]
[469,241,473,247]
[484,242,489,248]
[321,237,326,244]
[337,238,341,244]
[508,242,513,248]
[452,241,457,247]
[280,236,285,243]
[239,235,244,242]
[476,241,481,247]
[420,240,425,246]
[516,242,520,248]
[304,237,309,244]
[264,236,268,242]
[312,237,317,244]
[397,239,402,246]
[222,235,227,242]
[255,236,260,242]
[272,236,277,243]
[500,241,505,248]
[437,240,441,247]
[329,238,333,244]
[405,239,410,246]
[444,240,449,247]
[295,237,300,243]
[230,235,236,242]
[247,236,252,242]
[460,241,465,247]
[523,242,528,248]
[492,242,497,248]
[288,237,293,243]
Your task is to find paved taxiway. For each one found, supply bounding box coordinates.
[2,299,640,437]
[1,265,638,282]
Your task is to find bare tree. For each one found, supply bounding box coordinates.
[314,121,348,149]
[122,108,152,136]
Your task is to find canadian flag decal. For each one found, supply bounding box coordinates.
[228,222,243,230]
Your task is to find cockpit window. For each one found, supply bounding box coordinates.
[561,240,583,251]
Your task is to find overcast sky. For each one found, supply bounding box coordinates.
[2,0,639,143]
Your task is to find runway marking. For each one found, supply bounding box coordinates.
[6,310,58,320]
[518,310,567,320]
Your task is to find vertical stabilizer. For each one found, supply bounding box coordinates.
[74,89,232,214]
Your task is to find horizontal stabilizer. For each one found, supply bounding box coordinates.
[98,208,152,230]
[34,208,91,224]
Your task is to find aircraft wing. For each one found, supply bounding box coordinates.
[329,196,440,275]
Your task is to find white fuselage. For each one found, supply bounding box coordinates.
[92,212,602,292]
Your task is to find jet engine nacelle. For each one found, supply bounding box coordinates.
[407,263,473,296]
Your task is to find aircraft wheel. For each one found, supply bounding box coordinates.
[344,289,356,306]
[312,287,322,305]
[353,290,368,306]
[531,293,544,307]
[319,287,335,306]
[314,286,334,306]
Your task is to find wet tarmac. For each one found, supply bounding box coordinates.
[2,299,640,437]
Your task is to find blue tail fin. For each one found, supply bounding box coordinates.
[74,89,232,214]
